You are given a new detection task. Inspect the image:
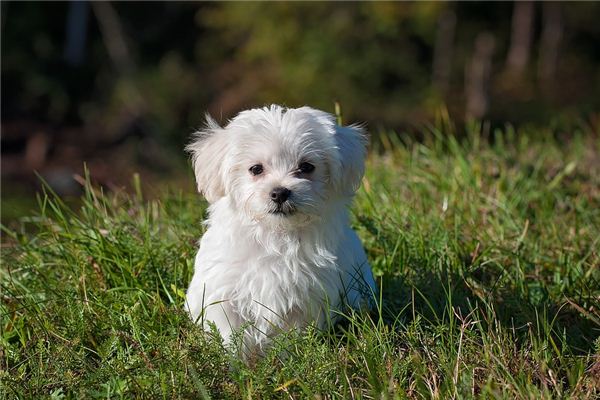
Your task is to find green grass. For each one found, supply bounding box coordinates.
[2,122,599,399]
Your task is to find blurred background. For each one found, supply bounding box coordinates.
[2,1,600,220]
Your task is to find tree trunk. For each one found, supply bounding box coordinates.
[506,1,534,76]
[432,10,456,96]
[538,2,562,91]
[64,1,90,67]
[465,33,496,120]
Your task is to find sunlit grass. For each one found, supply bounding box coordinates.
[2,122,599,398]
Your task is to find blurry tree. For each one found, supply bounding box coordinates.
[538,2,562,94]
[465,32,495,120]
[432,10,456,96]
[505,1,534,77]
[197,2,443,127]
[63,1,89,67]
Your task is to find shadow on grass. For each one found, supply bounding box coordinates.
[378,270,598,355]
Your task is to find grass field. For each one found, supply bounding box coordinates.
[2,121,599,399]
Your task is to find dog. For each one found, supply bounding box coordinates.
[185,105,376,355]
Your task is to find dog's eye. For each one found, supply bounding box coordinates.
[298,162,315,174]
[249,164,264,176]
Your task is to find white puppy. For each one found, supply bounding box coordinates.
[185,105,376,355]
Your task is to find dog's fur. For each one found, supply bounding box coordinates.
[185,105,376,354]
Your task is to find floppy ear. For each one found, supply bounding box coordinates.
[294,106,367,195]
[186,115,230,203]
[333,124,367,195]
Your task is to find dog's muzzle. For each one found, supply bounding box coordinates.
[270,187,290,204]
[268,187,296,216]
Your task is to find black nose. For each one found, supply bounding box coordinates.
[270,187,291,204]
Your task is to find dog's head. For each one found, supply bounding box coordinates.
[187,105,366,226]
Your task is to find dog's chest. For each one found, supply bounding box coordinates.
[231,251,339,324]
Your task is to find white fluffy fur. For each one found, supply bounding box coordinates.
[185,105,376,355]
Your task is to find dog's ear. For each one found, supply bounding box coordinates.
[294,106,367,196]
[186,115,229,203]
[332,124,367,195]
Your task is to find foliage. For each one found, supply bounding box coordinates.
[2,122,599,398]
[2,2,600,144]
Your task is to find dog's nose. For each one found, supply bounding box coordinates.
[270,187,291,204]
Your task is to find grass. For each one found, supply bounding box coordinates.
[1,120,599,399]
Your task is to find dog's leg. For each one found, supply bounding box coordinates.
[201,301,240,345]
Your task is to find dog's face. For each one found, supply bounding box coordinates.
[187,105,366,227]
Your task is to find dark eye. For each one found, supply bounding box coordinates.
[298,162,315,174]
[249,164,263,176]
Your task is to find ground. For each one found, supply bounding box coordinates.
[1,121,599,399]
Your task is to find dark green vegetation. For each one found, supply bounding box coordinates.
[3,2,600,139]
[2,123,599,399]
